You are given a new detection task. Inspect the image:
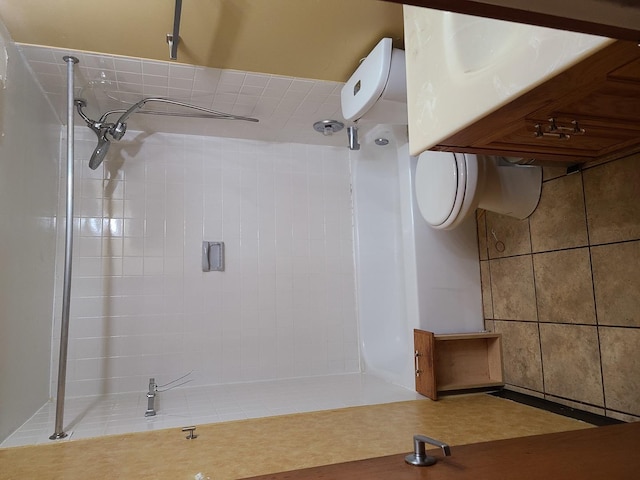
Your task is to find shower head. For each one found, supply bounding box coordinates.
[75,97,259,170]
[89,135,111,170]
[75,99,114,170]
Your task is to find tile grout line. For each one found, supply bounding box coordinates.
[528,206,546,397]
[581,167,609,418]
[478,210,495,326]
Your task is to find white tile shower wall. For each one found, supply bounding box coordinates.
[0,21,61,441]
[52,128,359,397]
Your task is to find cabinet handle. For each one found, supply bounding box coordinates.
[414,350,422,377]
[533,118,585,140]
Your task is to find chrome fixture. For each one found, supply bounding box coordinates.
[145,378,157,417]
[533,117,585,140]
[374,137,389,146]
[144,372,194,417]
[75,97,259,170]
[347,125,360,150]
[405,434,451,466]
[166,0,183,60]
[50,55,79,441]
[182,426,198,439]
[202,241,225,272]
[313,119,344,136]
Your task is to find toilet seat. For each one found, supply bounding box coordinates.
[416,151,541,230]
[416,151,475,229]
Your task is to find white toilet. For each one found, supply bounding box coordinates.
[341,38,543,230]
[415,152,542,230]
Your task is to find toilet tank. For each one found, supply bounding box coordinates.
[341,38,407,125]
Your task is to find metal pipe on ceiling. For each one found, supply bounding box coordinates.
[166,0,182,60]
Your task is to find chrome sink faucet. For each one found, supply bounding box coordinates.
[405,434,451,466]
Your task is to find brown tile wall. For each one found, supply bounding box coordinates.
[477,155,640,421]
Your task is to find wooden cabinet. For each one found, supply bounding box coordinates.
[414,329,503,400]
[432,41,640,164]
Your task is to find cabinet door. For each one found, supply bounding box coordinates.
[476,114,640,161]
[413,329,437,400]
[437,41,640,163]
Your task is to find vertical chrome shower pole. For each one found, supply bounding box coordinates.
[50,55,79,440]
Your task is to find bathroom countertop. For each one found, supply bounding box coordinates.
[389,1,640,41]
[241,421,640,480]
[402,6,614,157]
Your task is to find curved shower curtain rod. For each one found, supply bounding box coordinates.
[75,97,259,170]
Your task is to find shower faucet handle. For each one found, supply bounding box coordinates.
[405,434,451,466]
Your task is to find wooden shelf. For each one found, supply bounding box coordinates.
[414,330,504,400]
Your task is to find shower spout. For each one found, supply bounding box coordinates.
[75,97,259,170]
[347,125,360,151]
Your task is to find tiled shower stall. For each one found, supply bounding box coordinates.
[0,29,377,443]
[2,30,430,447]
[58,129,359,398]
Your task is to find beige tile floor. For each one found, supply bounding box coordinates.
[0,394,591,480]
[478,157,640,420]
